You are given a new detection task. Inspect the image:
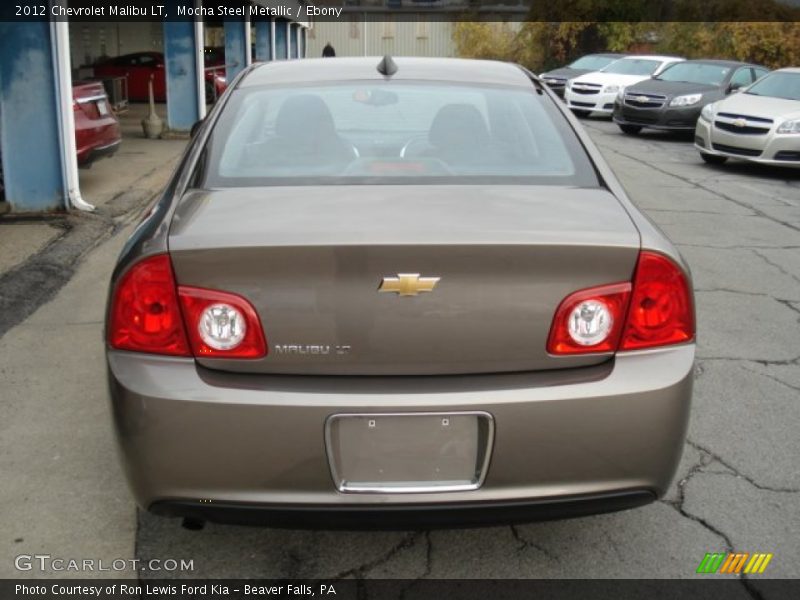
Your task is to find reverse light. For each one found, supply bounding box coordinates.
[776,119,800,134]
[547,283,631,355]
[670,93,702,107]
[178,287,267,358]
[548,251,694,355]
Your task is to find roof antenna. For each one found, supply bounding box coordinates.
[377,55,398,77]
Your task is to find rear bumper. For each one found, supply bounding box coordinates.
[107,344,694,525]
[151,490,656,529]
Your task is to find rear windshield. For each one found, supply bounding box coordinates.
[200,81,599,187]
[656,62,731,86]
[744,72,800,101]
[569,55,620,71]
[602,59,661,76]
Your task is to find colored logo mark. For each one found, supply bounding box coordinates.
[697,552,773,574]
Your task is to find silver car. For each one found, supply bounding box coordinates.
[105,57,695,528]
[695,67,800,167]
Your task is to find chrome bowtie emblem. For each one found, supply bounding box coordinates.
[733,118,747,128]
[636,96,649,103]
[378,273,440,297]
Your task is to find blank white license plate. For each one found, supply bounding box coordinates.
[96,100,109,116]
[325,412,494,493]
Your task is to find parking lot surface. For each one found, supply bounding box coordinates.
[1,118,798,588]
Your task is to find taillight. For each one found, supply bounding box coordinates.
[108,255,267,359]
[547,251,694,355]
[108,254,191,356]
[620,251,694,350]
[178,287,267,359]
[547,283,631,355]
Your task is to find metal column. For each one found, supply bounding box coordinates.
[254,18,273,62]
[224,16,252,82]
[163,7,204,132]
[0,21,65,212]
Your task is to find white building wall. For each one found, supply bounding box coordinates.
[306,17,455,58]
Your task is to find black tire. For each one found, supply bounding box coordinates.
[618,124,642,135]
[572,109,590,118]
[700,152,728,166]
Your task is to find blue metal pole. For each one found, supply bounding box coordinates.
[224,18,249,81]
[275,19,288,60]
[0,22,65,212]
[163,17,202,132]
[254,18,272,62]
[289,24,298,59]
[300,26,306,59]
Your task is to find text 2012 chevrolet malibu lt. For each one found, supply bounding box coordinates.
[105,57,695,528]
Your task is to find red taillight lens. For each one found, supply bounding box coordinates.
[547,283,632,355]
[178,287,267,359]
[620,251,694,350]
[547,251,694,355]
[108,254,191,356]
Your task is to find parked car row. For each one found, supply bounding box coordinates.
[542,54,800,168]
[92,49,228,104]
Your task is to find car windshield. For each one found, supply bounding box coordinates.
[568,55,620,70]
[202,82,598,187]
[602,59,662,76]
[655,62,731,86]
[744,72,800,101]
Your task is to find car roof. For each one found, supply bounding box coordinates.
[241,57,533,88]
[618,55,683,62]
[774,67,800,74]
[677,58,760,68]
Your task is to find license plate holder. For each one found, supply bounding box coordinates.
[325,412,494,493]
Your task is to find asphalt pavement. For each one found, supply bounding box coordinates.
[1,117,798,590]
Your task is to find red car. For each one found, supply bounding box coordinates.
[92,50,227,103]
[73,81,122,167]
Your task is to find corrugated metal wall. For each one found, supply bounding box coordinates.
[306,16,455,58]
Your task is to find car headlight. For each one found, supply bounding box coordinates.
[700,102,717,122]
[670,93,703,107]
[776,119,800,134]
[603,85,620,93]
[566,80,573,90]
[616,87,626,101]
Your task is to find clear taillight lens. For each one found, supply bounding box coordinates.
[178,287,267,359]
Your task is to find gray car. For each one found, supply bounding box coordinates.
[105,57,695,528]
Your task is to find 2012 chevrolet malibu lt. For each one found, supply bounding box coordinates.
[105,57,695,528]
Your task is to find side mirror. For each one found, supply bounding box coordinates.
[728,81,744,94]
[190,119,204,139]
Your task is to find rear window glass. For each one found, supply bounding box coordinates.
[200,82,599,187]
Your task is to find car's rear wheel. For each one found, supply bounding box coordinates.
[619,124,642,135]
[571,110,590,118]
[700,152,728,166]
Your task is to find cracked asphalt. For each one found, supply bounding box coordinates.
[134,120,800,585]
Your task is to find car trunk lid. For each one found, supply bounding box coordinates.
[168,185,641,375]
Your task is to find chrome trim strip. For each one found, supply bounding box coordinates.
[325,411,495,494]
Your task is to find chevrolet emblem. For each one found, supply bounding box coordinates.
[636,96,649,103]
[378,273,440,297]
[733,118,747,128]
